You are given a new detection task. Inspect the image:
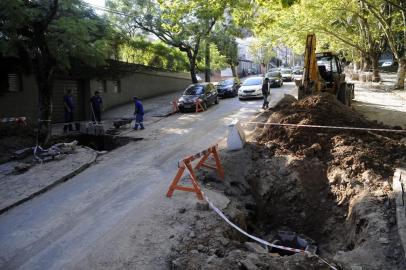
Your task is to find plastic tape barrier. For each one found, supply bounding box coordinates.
[242,121,406,133]
[202,192,338,270]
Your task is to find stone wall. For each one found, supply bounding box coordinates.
[0,70,191,123]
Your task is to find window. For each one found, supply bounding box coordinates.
[98,80,107,93]
[113,80,121,93]
[7,74,22,92]
[184,85,204,95]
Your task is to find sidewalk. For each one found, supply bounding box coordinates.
[349,73,406,129]
[0,146,97,214]
[52,90,185,136]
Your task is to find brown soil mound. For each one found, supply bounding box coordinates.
[256,93,406,183]
[170,93,406,270]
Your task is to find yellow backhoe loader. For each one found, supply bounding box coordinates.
[297,34,354,105]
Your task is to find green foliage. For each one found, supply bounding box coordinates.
[249,37,276,65]
[0,0,112,71]
[196,43,228,71]
[107,0,247,82]
[119,37,189,71]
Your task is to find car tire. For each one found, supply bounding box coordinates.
[215,96,219,104]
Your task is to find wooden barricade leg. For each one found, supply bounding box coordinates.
[172,101,179,114]
[166,166,186,198]
[212,146,225,179]
[194,151,211,170]
[184,162,204,200]
[194,146,224,180]
[195,101,205,113]
[166,161,204,200]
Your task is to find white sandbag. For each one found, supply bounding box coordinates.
[227,121,245,151]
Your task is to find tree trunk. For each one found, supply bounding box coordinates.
[186,50,198,83]
[230,63,238,78]
[361,53,371,71]
[36,70,54,145]
[394,58,405,90]
[205,41,210,82]
[371,52,381,82]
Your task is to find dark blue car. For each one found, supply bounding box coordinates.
[216,77,241,98]
[178,83,219,112]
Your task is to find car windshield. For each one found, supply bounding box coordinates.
[266,72,280,77]
[218,79,234,86]
[293,70,303,75]
[281,69,292,74]
[184,85,204,95]
[242,78,263,86]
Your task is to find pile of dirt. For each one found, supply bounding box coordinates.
[257,93,405,186]
[169,93,406,270]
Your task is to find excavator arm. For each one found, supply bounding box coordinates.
[297,33,353,106]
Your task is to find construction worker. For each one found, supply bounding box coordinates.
[133,96,144,130]
[90,91,103,122]
[262,77,270,109]
[63,89,74,132]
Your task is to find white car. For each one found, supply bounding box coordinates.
[281,68,293,81]
[238,76,264,100]
[381,61,393,67]
[292,69,303,81]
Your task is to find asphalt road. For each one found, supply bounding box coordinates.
[0,82,297,270]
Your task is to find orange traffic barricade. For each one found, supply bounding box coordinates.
[195,100,205,113]
[171,100,179,114]
[166,145,224,200]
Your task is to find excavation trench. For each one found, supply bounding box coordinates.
[223,152,348,258]
[171,94,405,269]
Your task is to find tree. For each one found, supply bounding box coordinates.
[214,34,239,77]
[0,0,111,142]
[249,38,276,74]
[107,0,232,83]
[119,37,189,71]
[359,0,405,89]
[254,0,386,81]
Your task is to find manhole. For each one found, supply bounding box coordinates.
[270,230,318,256]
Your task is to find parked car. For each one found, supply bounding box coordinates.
[280,68,293,81]
[216,77,241,98]
[238,76,264,100]
[268,67,281,72]
[265,71,283,87]
[292,69,303,81]
[381,61,394,67]
[178,83,219,112]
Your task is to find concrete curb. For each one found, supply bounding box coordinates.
[393,167,406,260]
[0,151,98,215]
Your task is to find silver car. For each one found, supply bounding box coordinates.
[238,76,264,100]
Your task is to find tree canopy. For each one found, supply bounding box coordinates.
[0,0,113,142]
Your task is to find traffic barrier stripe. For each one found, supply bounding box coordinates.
[1,117,27,126]
[242,121,406,133]
[166,145,224,200]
